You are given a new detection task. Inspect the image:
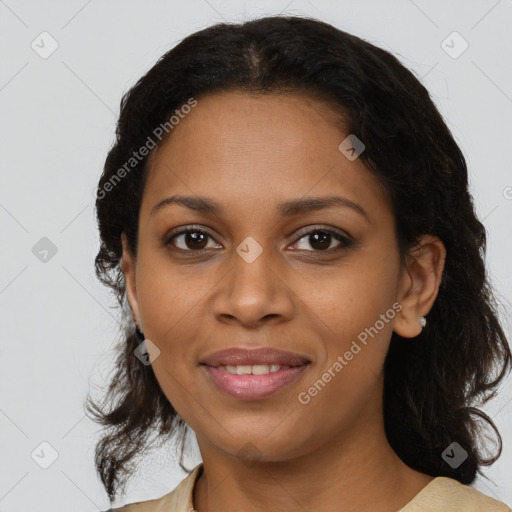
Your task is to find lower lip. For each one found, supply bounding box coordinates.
[201,364,309,400]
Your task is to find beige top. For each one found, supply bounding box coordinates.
[109,463,511,511]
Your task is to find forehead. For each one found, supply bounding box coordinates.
[142,91,391,220]
[147,90,347,171]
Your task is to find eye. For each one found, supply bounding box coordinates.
[291,228,353,253]
[165,228,221,252]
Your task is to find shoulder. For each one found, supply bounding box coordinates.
[101,463,203,512]
[399,476,511,512]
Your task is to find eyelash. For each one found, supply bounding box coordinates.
[163,225,354,256]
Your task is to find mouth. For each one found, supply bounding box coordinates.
[204,363,302,375]
[199,346,311,400]
[200,362,311,401]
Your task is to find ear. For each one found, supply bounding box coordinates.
[393,234,446,338]
[120,232,142,330]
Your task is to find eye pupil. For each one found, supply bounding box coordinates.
[186,231,208,249]
[310,232,331,250]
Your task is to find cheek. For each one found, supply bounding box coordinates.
[294,276,398,435]
[134,263,207,405]
[139,285,201,419]
[302,251,400,372]
[135,250,214,338]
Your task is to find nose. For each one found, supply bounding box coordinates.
[211,242,295,328]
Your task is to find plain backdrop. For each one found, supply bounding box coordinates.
[1,0,511,510]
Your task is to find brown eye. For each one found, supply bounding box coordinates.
[166,229,220,252]
[292,229,353,253]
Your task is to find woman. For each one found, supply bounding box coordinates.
[89,15,512,511]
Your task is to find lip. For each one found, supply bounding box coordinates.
[201,364,309,400]
[200,347,311,367]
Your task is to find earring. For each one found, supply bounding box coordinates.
[419,316,427,328]
[135,325,145,342]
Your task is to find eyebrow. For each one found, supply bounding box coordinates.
[150,194,369,221]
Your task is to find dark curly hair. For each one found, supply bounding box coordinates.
[85,14,512,504]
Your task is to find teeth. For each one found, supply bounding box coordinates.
[236,365,252,375]
[217,364,290,375]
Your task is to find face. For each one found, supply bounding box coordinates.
[121,91,431,461]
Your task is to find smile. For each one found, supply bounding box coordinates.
[201,363,309,400]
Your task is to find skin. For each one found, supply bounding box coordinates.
[121,90,446,511]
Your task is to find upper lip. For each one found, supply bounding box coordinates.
[200,347,311,367]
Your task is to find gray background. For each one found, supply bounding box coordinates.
[1,0,511,510]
